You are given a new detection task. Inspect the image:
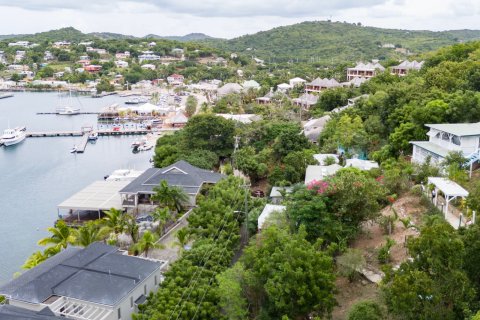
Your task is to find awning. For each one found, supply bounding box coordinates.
[427,177,469,198]
[58,180,131,211]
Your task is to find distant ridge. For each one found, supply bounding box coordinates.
[144,33,220,42]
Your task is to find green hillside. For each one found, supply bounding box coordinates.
[204,21,480,64]
[144,33,219,42]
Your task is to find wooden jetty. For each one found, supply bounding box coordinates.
[76,134,90,153]
[27,131,83,137]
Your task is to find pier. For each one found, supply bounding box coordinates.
[36,112,101,115]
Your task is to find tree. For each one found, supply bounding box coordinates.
[239,226,336,319]
[96,77,114,93]
[134,231,163,257]
[37,220,76,250]
[73,221,109,247]
[272,125,310,158]
[152,180,189,213]
[313,87,350,112]
[174,228,191,251]
[152,207,171,235]
[185,95,198,117]
[234,146,268,182]
[182,114,235,157]
[382,219,475,319]
[331,114,368,152]
[216,264,249,320]
[102,208,126,234]
[347,301,384,320]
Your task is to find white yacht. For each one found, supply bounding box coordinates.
[1,127,26,146]
[57,106,81,115]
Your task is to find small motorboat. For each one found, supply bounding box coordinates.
[70,146,77,153]
[88,132,98,141]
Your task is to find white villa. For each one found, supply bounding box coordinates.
[410,122,480,166]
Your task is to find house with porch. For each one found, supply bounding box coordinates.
[119,160,225,212]
[0,242,167,320]
[347,60,385,81]
[410,122,480,167]
[391,60,424,76]
[305,78,341,94]
[292,93,318,109]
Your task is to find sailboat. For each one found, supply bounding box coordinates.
[56,85,81,115]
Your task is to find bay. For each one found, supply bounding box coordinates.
[0,92,153,283]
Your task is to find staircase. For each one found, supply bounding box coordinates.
[466,151,480,166]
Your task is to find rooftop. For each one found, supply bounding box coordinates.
[0,305,62,320]
[410,141,450,158]
[119,160,224,195]
[0,243,165,307]
[305,164,343,184]
[58,180,130,211]
[425,122,480,137]
[258,204,286,230]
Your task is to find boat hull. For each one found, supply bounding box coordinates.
[3,135,26,146]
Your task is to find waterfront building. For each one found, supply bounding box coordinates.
[119,160,225,210]
[0,242,167,320]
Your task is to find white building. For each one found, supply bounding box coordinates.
[345,159,379,171]
[411,122,480,166]
[289,77,306,87]
[242,80,260,90]
[141,64,156,70]
[305,164,343,184]
[0,242,167,320]
[115,51,131,60]
[138,54,160,62]
[258,204,286,230]
[8,41,30,47]
[115,60,129,68]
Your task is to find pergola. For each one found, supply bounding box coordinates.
[58,180,130,220]
[427,177,469,224]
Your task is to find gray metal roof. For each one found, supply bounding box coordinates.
[410,141,450,158]
[119,160,225,195]
[0,305,62,320]
[426,122,480,137]
[0,243,162,307]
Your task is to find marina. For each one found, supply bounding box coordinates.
[0,92,155,283]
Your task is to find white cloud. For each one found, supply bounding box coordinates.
[0,0,478,39]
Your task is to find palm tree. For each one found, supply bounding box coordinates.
[73,221,110,247]
[124,214,140,244]
[174,228,190,252]
[38,220,76,249]
[134,231,164,257]
[102,208,127,234]
[152,207,171,235]
[152,180,189,213]
[22,251,47,269]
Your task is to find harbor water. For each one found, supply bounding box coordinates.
[0,92,153,283]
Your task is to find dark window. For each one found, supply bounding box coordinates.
[144,284,147,295]
[442,133,450,141]
[130,296,133,309]
[155,275,158,286]
[117,308,121,319]
[452,135,461,146]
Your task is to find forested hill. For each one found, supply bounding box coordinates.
[203,21,480,64]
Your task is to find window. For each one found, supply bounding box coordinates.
[130,296,133,309]
[117,308,121,320]
[155,275,158,286]
[452,135,461,146]
[442,132,450,141]
[144,284,147,295]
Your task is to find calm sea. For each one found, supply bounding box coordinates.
[0,92,152,283]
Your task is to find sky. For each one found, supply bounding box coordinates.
[0,0,479,38]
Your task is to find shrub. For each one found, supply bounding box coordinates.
[378,237,396,264]
[337,249,366,282]
[347,300,384,320]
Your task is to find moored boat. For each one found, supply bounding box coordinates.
[1,127,26,146]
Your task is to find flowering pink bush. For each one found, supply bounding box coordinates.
[307,180,330,194]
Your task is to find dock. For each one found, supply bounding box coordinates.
[36,112,101,115]
[76,134,90,153]
[92,92,117,98]
[26,129,152,138]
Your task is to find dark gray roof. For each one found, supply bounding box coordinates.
[119,160,225,195]
[0,305,62,320]
[0,243,162,307]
